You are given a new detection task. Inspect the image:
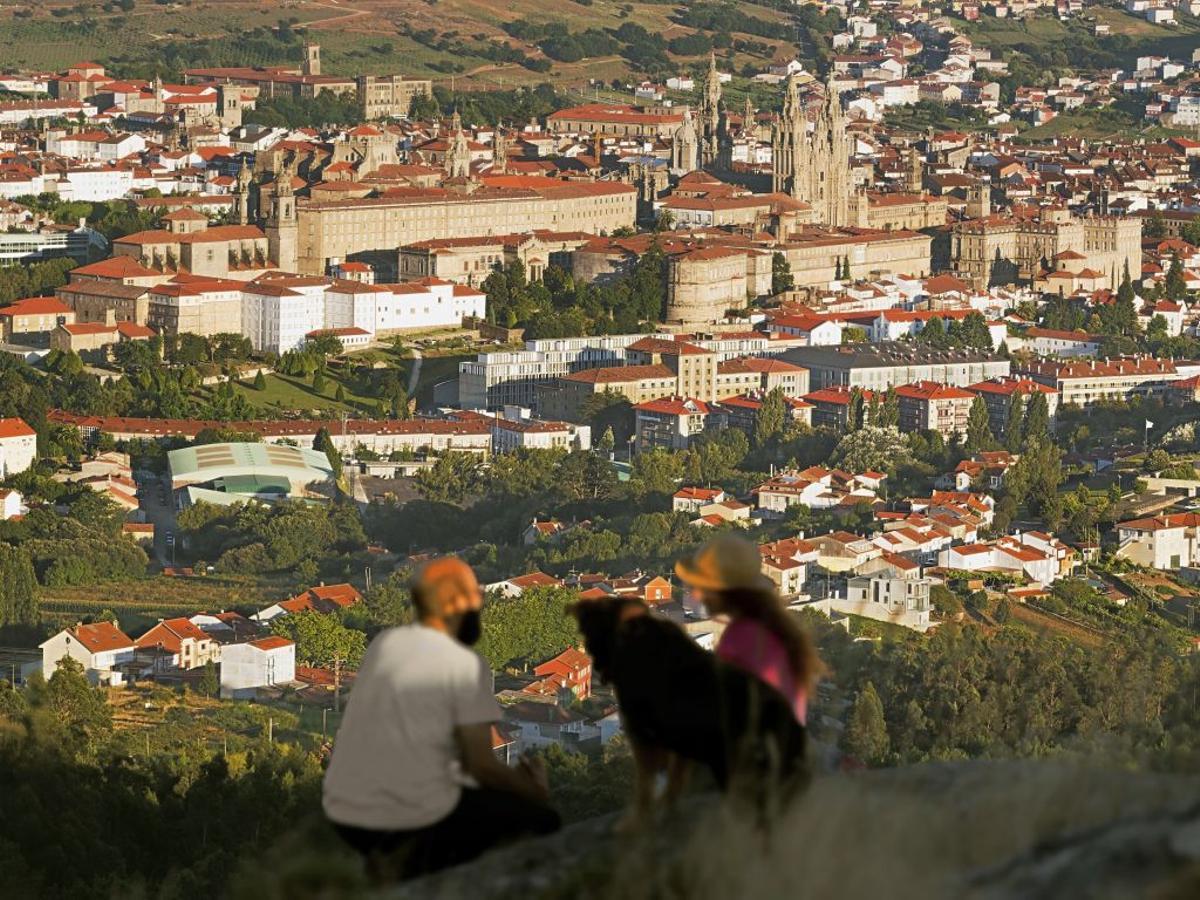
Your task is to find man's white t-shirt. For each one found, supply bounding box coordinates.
[323,624,501,831]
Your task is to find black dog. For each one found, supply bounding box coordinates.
[573,597,807,820]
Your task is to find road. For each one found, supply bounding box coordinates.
[135,471,179,570]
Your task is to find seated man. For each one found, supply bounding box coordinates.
[323,557,560,879]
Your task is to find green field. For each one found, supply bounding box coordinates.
[219,370,387,417]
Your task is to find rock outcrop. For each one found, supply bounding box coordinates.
[390,760,1200,900]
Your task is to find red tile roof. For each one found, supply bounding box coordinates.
[0,417,35,439]
[68,621,134,653]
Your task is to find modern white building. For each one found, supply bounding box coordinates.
[219,636,296,699]
[834,575,933,631]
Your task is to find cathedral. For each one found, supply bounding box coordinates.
[771,74,855,227]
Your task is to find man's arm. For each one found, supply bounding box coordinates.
[456,723,549,805]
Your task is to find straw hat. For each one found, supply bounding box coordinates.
[675,534,774,593]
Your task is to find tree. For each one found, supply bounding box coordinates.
[314,427,343,482]
[959,311,993,350]
[1022,391,1050,449]
[1164,256,1188,302]
[753,387,788,448]
[771,251,794,294]
[39,657,113,755]
[1102,265,1139,336]
[269,610,366,668]
[965,395,995,453]
[1003,394,1025,453]
[842,681,889,766]
[253,370,267,391]
[847,387,866,432]
[558,450,618,501]
[198,660,218,697]
[335,383,346,404]
[0,543,38,626]
[597,426,615,455]
[474,585,580,670]
[876,387,900,430]
[312,371,327,395]
[829,425,907,474]
[415,452,481,504]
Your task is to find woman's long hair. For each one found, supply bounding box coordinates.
[717,586,824,692]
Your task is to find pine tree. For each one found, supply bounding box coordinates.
[312,371,327,394]
[253,370,267,391]
[335,383,346,403]
[960,311,993,350]
[965,395,995,453]
[842,681,889,766]
[1003,394,1025,453]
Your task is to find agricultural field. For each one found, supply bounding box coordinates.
[109,683,343,752]
[0,0,801,93]
[38,573,288,634]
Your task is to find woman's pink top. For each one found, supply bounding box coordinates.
[716,618,808,725]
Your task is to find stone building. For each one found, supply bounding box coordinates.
[776,227,933,288]
[950,207,1141,289]
[671,107,700,174]
[772,74,854,226]
[665,245,752,327]
[547,104,685,140]
[295,179,637,275]
[398,231,592,285]
[57,280,150,325]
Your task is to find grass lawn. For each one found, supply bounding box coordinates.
[217,369,400,417]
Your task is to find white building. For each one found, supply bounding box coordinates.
[1116,512,1200,569]
[0,418,37,477]
[219,636,296,698]
[40,621,136,686]
[0,488,23,520]
[834,575,933,631]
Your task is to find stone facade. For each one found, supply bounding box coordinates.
[295,181,636,275]
[356,74,433,119]
[772,75,854,226]
[950,208,1141,289]
[665,246,750,327]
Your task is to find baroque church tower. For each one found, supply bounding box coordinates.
[671,106,700,174]
[772,73,854,227]
[266,159,298,273]
[698,52,723,166]
[445,110,471,179]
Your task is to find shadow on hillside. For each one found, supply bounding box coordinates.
[229,759,1200,900]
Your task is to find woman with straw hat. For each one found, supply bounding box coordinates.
[676,534,821,725]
